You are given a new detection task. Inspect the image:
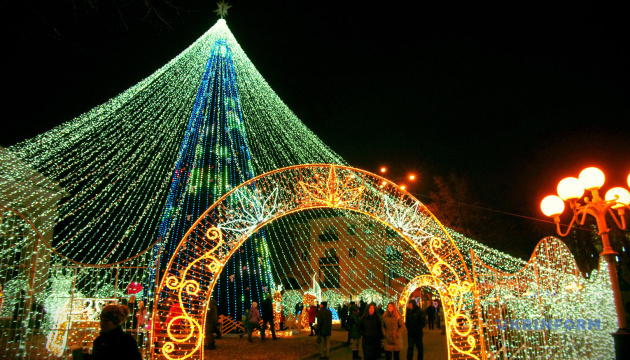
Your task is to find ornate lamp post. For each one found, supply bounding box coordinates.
[541,167,630,358]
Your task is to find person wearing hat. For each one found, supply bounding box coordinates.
[316,301,332,359]
[84,304,141,360]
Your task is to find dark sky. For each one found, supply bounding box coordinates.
[4,1,630,255]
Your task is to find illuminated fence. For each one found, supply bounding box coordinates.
[0,260,153,359]
[0,206,152,359]
[472,236,616,359]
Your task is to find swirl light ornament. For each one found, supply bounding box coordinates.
[152,164,483,359]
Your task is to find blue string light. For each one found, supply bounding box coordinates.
[150,39,274,318]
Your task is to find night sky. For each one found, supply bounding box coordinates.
[4,1,629,257]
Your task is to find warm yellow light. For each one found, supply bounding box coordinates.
[382,181,387,186]
[627,173,630,188]
[556,177,584,201]
[578,167,605,191]
[541,195,565,217]
[409,174,416,180]
[380,167,387,173]
[400,185,406,190]
[564,282,583,291]
[605,187,630,208]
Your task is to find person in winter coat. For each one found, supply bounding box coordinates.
[239,309,251,340]
[382,302,405,360]
[438,304,445,335]
[261,294,277,340]
[347,305,362,359]
[307,303,318,336]
[204,299,218,349]
[247,302,263,342]
[426,304,436,330]
[340,302,349,329]
[316,301,333,359]
[359,303,382,360]
[84,305,142,360]
[134,300,148,346]
[405,299,425,360]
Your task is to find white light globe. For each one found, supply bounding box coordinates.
[541,195,565,217]
[627,173,630,188]
[578,167,605,191]
[605,187,630,209]
[557,177,584,201]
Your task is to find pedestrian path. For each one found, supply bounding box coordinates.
[315,325,448,360]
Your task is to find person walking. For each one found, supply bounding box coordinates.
[261,294,277,340]
[438,304,445,335]
[340,302,349,330]
[359,303,382,360]
[347,305,362,359]
[382,302,405,360]
[135,300,147,346]
[247,302,263,342]
[204,299,218,349]
[345,301,356,346]
[84,304,142,360]
[239,309,251,340]
[405,300,425,360]
[359,300,366,316]
[307,303,318,336]
[426,304,436,330]
[316,301,333,360]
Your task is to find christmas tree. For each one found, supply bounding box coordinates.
[152,38,273,318]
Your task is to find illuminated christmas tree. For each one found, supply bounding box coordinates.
[152,38,274,318]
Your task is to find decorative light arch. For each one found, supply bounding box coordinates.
[398,274,444,318]
[151,164,484,360]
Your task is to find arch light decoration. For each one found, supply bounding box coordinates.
[151,164,484,360]
[398,274,445,318]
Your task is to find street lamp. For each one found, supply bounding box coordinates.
[398,174,416,191]
[378,167,417,190]
[541,166,630,358]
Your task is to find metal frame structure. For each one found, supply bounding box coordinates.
[152,164,484,360]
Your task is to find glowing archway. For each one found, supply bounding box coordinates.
[398,274,445,319]
[151,164,484,360]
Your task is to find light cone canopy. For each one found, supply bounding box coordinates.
[5,19,344,264]
[1,19,529,315]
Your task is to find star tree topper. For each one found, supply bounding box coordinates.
[214,1,232,18]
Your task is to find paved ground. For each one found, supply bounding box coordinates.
[202,324,447,359]
[303,324,448,360]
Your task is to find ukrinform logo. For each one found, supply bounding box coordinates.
[494,319,601,331]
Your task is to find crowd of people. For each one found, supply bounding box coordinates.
[78,294,444,360]
[302,298,444,360]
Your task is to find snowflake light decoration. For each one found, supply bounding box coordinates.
[383,196,433,245]
[218,186,280,239]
